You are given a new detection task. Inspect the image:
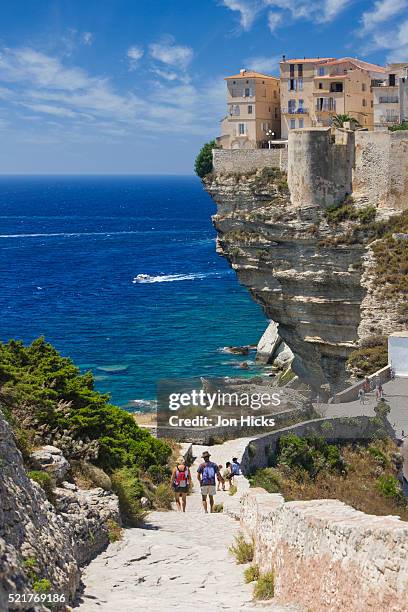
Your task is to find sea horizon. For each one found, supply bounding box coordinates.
[0,174,267,410]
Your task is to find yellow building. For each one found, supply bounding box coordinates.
[280,57,386,138]
[217,69,281,149]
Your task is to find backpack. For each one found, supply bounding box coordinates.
[201,462,216,483]
[231,462,240,475]
[174,466,189,488]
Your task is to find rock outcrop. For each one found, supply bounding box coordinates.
[30,445,70,483]
[0,411,120,606]
[256,321,293,368]
[205,171,366,395]
[204,166,407,396]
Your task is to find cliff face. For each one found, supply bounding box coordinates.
[0,411,120,607]
[204,169,405,395]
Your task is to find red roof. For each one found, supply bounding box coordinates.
[281,58,336,64]
[323,57,386,73]
[225,70,278,80]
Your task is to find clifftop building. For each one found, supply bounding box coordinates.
[373,63,408,130]
[280,56,386,138]
[216,69,281,149]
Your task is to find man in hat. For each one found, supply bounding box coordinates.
[197,450,224,513]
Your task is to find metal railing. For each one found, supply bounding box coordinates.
[281,107,309,114]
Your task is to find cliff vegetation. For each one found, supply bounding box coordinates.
[249,433,407,519]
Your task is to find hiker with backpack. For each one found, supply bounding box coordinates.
[231,457,241,477]
[197,450,224,513]
[171,456,191,512]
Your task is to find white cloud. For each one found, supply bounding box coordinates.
[362,0,407,32]
[127,45,144,70]
[0,46,224,141]
[149,36,193,69]
[82,32,94,46]
[245,54,280,73]
[220,0,263,30]
[221,0,351,30]
[267,11,282,32]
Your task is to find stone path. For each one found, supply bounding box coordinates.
[74,437,298,611]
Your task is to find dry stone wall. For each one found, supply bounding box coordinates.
[240,489,408,611]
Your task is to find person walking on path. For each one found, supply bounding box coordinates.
[222,462,233,490]
[358,388,365,405]
[197,450,224,513]
[171,456,190,512]
[231,457,241,477]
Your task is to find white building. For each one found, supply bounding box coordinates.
[389,332,408,377]
[373,64,408,130]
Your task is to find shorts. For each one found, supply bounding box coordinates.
[200,485,216,496]
[173,485,188,494]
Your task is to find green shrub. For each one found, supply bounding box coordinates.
[377,475,405,504]
[253,571,275,600]
[249,467,282,493]
[229,533,254,564]
[229,484,237,496]
[33,578,51,594]
[212,503,224,513]
[106,519,123,543]
[244,564,260,583]
[368,445,389,467]
[154,483,174,510]
[277,434,343,478]
[146,464,170,485]
[374,400,391,419]
[357,206,376,224]
[28,470,55,503]
[325,197,358,225]
[346,341,388,377]
[111,467,147,526]
[0,338,171,474]
[389,121,408,131]
[194,140,219,177]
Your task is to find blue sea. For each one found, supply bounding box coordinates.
[0,176,267,410]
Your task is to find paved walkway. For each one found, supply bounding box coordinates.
[319,377,408,438]
[74,438,298,612]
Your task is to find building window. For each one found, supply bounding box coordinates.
[298,78,303,91]
[248,105,253,114]
[238,123,246,135]
[244,87,250,97]
[389,74,396,86]
[290,119,296,129]
[288,99,296,113]
[273,90,277,98]
[362,83,366,92]
[299,119,304,128]
[288,79,297,91]
[318,67,325,76]
[275,107,279,118]
[229,104,240,116]
[362,98,367,107]
[319,82,323,89]
[290,64,295,77]
[298,64,303,77]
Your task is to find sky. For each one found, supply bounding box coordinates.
[0,0,407,174]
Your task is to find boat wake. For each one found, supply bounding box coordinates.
[132,271,231,284]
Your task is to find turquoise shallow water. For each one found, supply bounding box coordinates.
[0,175,267,409]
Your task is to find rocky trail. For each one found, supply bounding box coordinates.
[74,438,298,612]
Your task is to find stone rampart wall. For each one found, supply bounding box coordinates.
[240,489,408,611]
[212,148,288,174]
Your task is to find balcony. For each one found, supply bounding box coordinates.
[281,107,309,115]
[378,96,399,104]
